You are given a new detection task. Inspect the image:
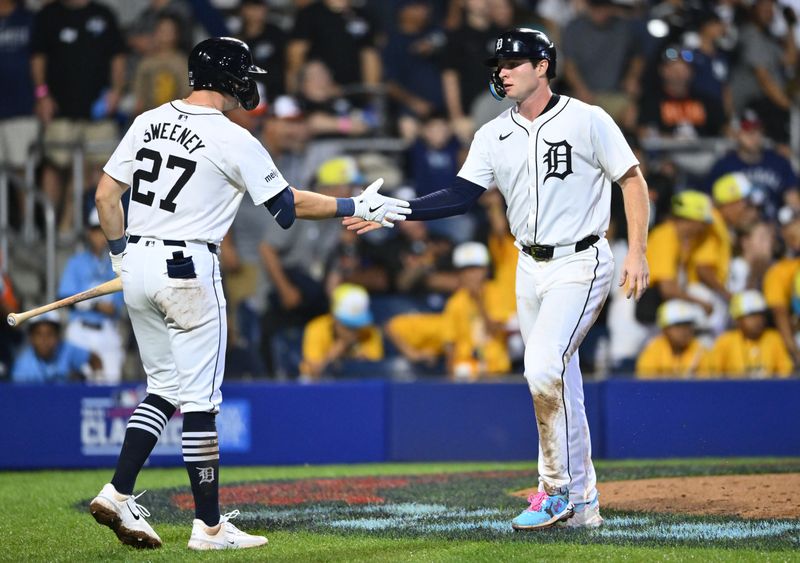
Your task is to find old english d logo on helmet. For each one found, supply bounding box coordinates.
[487,28,557,100]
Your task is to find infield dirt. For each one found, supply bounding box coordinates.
[514,472,800,519]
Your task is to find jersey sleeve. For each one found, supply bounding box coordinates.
[590,106,639,182]
[457,127,494,189]
[230,134,289,206]
[103,118,139,186]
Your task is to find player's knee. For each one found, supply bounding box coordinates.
[523,350,566,390]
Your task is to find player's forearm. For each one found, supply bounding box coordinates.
[95,174,126,240]
[618,167,649,255]
[292,188,337,219]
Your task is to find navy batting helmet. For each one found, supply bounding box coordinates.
[188,37,266,111]
[486,28,556,100]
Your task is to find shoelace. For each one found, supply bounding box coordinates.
[526,491,548,512]
[220,510,246,535]
[127,490,151,518]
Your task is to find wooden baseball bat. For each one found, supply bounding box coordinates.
[7,277,123,327]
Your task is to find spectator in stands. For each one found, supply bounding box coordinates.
[325,225,390,294]
[704,107,799,222]
[0,0,37,185]
[296,59,375,139]
[259,157,355,378]
[383,0,446,140]
[300,283,384,381]
[689,10,733,121]
[385,217,460,295]
[406,113,475,243]
[238,0,287,103]
[711,172,760,256]
[561,0,643,128]
[442,0,499,142]
[701,290,793,378]
[442,242,515,380]
[287,0,381,92]
[729,0,796,145]
[126,0,193,56]
[261,95,311,188]
[764,206,800,364]
[219,194,268,378]
[638,45,725,139]
[481,187,517,313]
[132,14,190,115]
[57,208,124,383]
[636,299,708,379]
[0,263,21,380]
[643,191,730,328]
[11,311,101,383]
[385,312,446,371]
[30,0,127,235]
[727,221,776,295]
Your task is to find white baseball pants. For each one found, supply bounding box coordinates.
[120,238,226,413]
[516,236,614,505]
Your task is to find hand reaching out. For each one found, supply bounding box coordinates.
[351,178,411,229]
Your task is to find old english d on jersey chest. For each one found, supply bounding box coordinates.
[458,96,638,249]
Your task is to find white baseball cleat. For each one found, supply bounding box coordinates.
[556,495,603,529]
[187,510,268,550]
[89,483,162,548]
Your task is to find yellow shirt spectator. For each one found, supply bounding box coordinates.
[488,232,518,313]
[442,281,513,376]
[301,313,383,366]
[700,328,793,378]
[646,211,728,286]
[763,258,800,309]
[636,336,708,379]
[386,313,446,360]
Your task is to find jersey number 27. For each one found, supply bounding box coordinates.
[131,148,197,213]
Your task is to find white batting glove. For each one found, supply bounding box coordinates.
[351,178,411,228]
[109,251,124,276]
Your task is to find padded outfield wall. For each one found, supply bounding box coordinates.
[1,380,798,469]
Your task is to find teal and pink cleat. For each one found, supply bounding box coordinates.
[512,488,574,530]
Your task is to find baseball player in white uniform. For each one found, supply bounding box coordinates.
[89,37,408,550]
[347,28,650,530]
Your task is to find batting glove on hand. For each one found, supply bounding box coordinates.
[109,251,124,276]
[351,178,411,228]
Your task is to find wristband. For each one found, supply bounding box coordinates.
[335,198,355,217]
[108,236,127,255]
[34,84,49,99]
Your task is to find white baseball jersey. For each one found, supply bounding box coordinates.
[104,100,288,244]
[458,96,638,247]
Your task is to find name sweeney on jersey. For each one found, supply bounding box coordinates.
[143,121,207,154]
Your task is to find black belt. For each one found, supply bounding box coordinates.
[128,235,217,254]
[522,235,599,262]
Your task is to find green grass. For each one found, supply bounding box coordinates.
[2,459,800,562]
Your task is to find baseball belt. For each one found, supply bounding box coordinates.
[522,235,599,262]
[127,235,218,254]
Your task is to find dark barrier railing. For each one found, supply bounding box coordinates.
[1,379,798,469]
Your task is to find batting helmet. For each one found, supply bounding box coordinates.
[188,37,266,111]
[486,28,557,100]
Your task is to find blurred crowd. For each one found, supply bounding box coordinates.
[2,0,800,384]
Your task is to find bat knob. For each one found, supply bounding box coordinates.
[7,314,17,327]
